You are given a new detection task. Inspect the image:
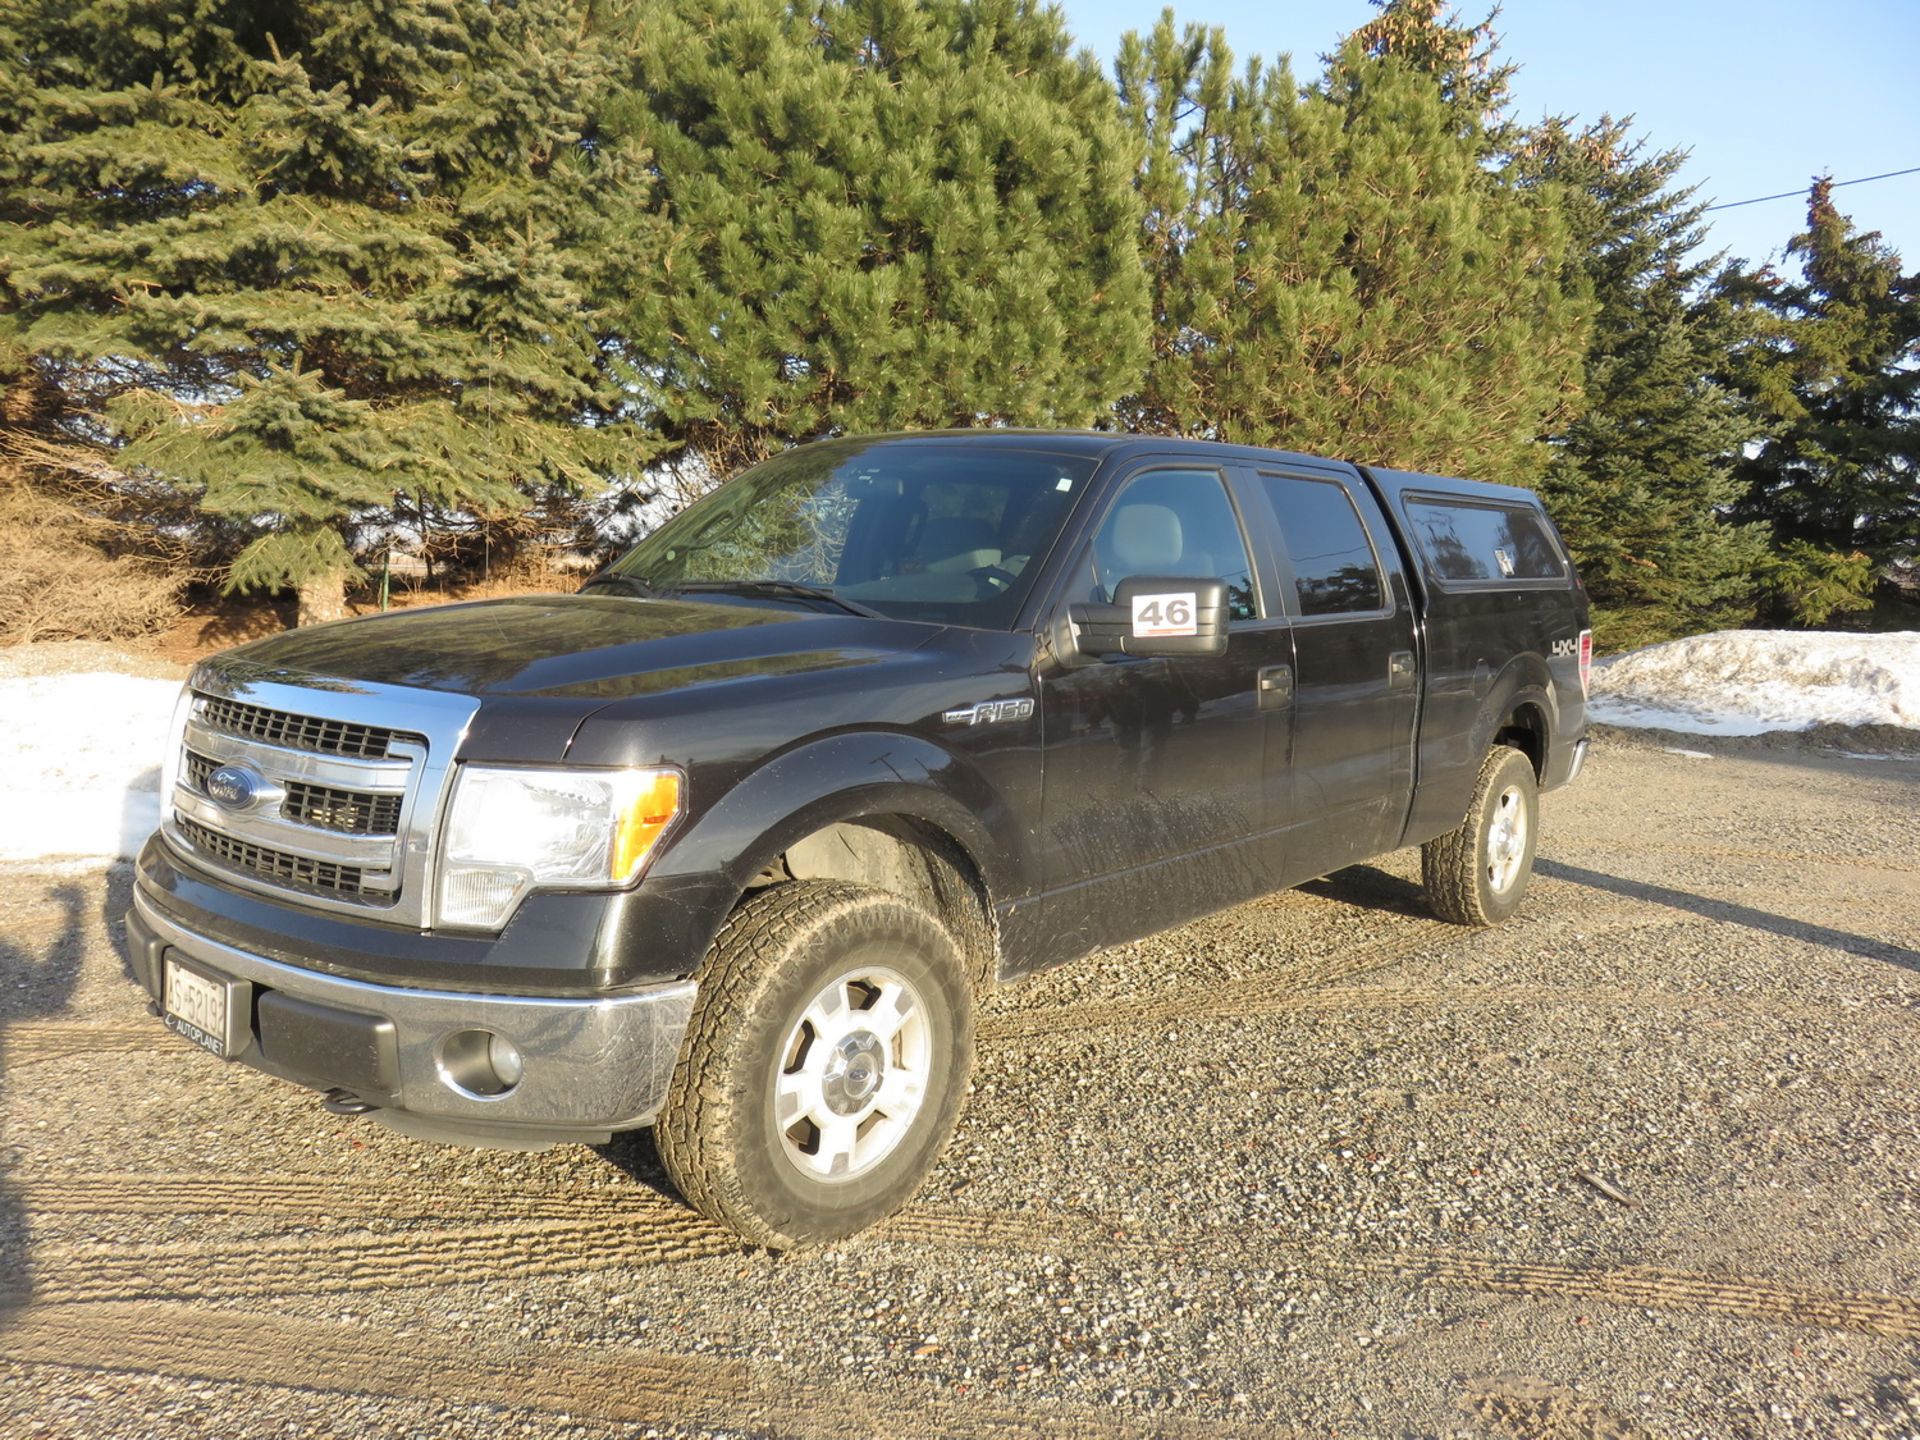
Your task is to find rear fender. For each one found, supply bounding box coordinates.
[1471,654,1555,777]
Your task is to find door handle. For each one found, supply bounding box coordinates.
[1388,650,1416,689]
[1258,664,1293,708]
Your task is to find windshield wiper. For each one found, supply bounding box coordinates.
[579,572,655,599]
[670,580,885,620]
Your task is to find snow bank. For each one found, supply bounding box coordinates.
[1588,630,1920,736]
[0,673,181,865]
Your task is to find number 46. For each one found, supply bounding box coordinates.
[1136,599,1182,629]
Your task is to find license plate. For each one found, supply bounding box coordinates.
[164,956,232,1058]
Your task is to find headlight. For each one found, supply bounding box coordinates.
[157,685,195,827]
[435,765,683,931]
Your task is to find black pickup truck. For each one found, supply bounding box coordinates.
[126,431,1590,1246]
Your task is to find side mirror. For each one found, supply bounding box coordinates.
[1064,576,1229,663]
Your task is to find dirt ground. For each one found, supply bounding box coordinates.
[1,733,1917,1439]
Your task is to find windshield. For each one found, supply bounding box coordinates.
[606,440,1100,627]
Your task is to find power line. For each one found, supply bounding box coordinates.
[1702,165,1920,213]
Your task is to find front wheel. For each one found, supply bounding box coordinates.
[655,881,974,1248]
[1422,745,1539,927]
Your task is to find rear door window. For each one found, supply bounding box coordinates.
[1258,474,1386,617]
[1404,498,1564,582]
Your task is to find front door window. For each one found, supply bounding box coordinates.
[1087,469,1260,621]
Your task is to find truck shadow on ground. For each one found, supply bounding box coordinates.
[1298,864,1429,917]
[1534,857,1920,973]
[0,876,97,1324]
[595,1128,684,1207]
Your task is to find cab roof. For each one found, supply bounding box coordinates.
[811,430,1540,504]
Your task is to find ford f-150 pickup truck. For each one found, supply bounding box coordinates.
[126,431,1591,1246]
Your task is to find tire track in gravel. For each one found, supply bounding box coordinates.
[982,973,1859,1043]
[20,1171,662,1226]
[4,1020,156,1067]
[1572,837,1920,877]
[977,897,1679,1042]
[884,1210,1920,1341]
[15,1215,737,1306]
[980,921,1459,1042]
[0,1301,1256,1440]
[19,1172,1920,1340]
[1462,1375,1652,1440]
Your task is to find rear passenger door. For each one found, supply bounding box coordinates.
[1242,465,1420,878]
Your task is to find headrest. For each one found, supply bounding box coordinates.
[1108,503,1183,572]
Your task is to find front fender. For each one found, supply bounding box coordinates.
[664,731,1020,898]
[600,731,1026,989]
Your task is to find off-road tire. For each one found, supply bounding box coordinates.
[655,881,974,1249]
[1422,745,1539,927]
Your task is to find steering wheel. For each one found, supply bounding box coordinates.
[969,565,1019,594]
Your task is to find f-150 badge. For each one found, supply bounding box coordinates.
[943,698,1035,726]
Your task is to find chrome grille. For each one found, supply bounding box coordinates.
[176,817,367,897]
[183,750,402,836]
[163,661,480,926]
[183,749,217,792]
[197,695,417,759]
[282,781,403,836]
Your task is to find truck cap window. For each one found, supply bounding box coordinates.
[1405,498,1564,582]
[1089,469,1258,621]
[1259,474,1385,617]
[608,440,1099,627]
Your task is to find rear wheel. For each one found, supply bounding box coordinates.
[655,881,974,1248]
[1422,745,1539,927]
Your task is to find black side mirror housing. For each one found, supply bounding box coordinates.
[1064,576,1229,663]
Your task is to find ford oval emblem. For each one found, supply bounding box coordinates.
[204,763,265,812]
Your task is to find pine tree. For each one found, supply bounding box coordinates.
[1115,11,1588,487]
[0,0,659,622]
[1724,180,1920,622]
[597,0,1150,475]
[1346,0,1510,136]
[1514,118,1766,648]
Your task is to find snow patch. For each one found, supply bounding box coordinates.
[1589,630,1920,736]
[0,673,181,866]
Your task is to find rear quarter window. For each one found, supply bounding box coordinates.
[1404,498,1564,582]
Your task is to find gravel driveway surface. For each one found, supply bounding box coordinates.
[2,733,1917,1439]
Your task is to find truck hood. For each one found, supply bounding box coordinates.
[215,593,924,700]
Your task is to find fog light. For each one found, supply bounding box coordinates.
[487,1033,524,1089]
[438,1028,523,1098]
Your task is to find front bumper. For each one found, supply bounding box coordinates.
[128,886,696,1148]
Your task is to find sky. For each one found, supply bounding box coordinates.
[1054,0,1920,274]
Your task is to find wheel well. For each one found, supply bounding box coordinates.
[761,817,1000,995]
[1494,702,1548,780]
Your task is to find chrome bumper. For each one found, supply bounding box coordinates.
[133,888,696,1140]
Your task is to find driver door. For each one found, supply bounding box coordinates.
[1033,463,1297,956]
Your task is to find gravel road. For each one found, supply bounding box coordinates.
[2,732,1917,1439]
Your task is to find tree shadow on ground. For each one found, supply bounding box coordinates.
[0,878,93,1323]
